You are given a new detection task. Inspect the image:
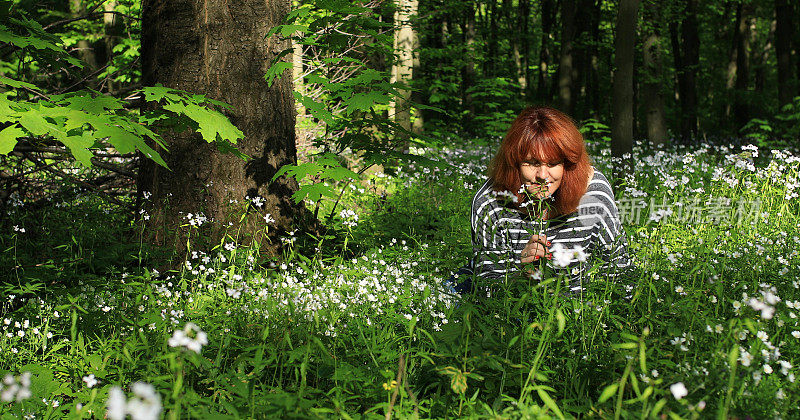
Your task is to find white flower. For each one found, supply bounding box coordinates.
[670,382,688,400]
[756,331,769,342]
[107,383,162,420]
[778,360,792,375]
[550,243,573,268]
[83,374,98,388]
[0,372,32,402]
[128,382,162,420]
[339,209,359,228]
[168,323,208,354]
[763,364,773,374]
[263,213,275,224]
[570,245,588,263]
[649,208,673,222]
[792,331,800,339]
[740,349,753,367]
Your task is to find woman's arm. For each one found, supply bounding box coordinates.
[471,190,519,279]
[594,201,635,278]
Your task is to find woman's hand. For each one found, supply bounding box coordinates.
[520,234,551,263]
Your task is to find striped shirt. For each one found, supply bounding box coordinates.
[470,167,633,292]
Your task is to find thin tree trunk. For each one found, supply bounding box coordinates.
[103,1,122,94]
[70,0,98,71]
[754,20,775,95]
[775,0,793,106]
[557,0,577,113]
[509,0,530,93]
[682,0,699,141]
[733,3,751,128]
[487,0,498,76]
[669,0,699,142]
[642,5,667,147]
[538,0,555,101]
[461,2,477,128]
[572,0,593,118]
[139,0,305,254]
[587,0,602,118]
[724,2,740,120]
[612,0,640,169]
[392,0,419,138]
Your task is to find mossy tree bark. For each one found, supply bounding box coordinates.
[138,0,306,255]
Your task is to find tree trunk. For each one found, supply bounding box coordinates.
[587,0,602,119]
[103,1,123,94]
[572,0,593,118]
[754,20,775,96]
[733,3,751,128]
[724,2,740,120]
[537,0,555,101]
[775,0,793,106]
[486,0,498,76]
[642,5,667,147]
[557,0,577,113]
[669,0,699,142]
[392,0,419,138]
[461,2,477,128]
[508,0,530,93]
[139,0,304,254]
[612,0,640,169]
[70,0,98,71]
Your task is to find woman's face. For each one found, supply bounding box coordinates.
[519,158,565,199]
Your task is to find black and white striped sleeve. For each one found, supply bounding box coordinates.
[471,187,518,279]
[589,187,633,278]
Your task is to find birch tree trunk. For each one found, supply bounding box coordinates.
[391,0,419,138]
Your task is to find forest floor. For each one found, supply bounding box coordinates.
[1,136,799,419]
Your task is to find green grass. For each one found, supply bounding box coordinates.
[1,138,798,419]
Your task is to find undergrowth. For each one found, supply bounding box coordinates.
[1,137,799,419]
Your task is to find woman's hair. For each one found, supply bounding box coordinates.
[489,106,592,218]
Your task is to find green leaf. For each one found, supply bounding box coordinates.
[279,24,309,36]
[0,125,25,154]
[18,109,54,136]
[598,383,618,403]
[612,342,638,350]
[292,183,337,203]
[265,61,293,87]
[57,91,123,114]
[555,309,565,336]
[293,92,335,126]
[342,92,390,114]
[163,102,243,144]
[0,75,40,91]
[140,85,184,103]
[60,132,95,167]
[537,388,566,420]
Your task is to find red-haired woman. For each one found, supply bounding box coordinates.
[451,106,633,294]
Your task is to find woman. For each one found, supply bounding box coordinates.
[452,106,633,294]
